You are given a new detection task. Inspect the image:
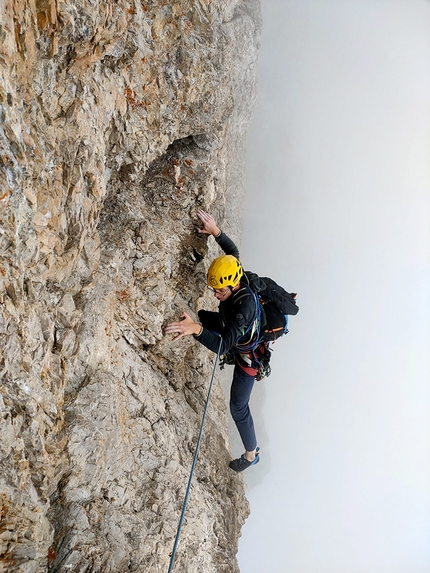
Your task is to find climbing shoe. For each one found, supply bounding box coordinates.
[229,448,260,472]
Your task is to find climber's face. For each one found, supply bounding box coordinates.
[212,286,233,302]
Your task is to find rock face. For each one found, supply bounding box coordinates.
[0,1,261,572]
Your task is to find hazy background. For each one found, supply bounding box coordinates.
[232,1,430,572]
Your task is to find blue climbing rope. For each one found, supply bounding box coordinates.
[167,335,223,573]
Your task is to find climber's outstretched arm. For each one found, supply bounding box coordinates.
[196,210,240,259]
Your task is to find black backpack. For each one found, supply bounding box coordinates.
[244,271,299,342]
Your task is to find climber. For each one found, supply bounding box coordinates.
[164,209,263,472]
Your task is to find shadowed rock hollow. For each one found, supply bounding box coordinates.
[0,1,261,571]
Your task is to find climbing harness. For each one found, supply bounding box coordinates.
[167,336,222,573]
[218,286,272,378]
[232,285,271,375]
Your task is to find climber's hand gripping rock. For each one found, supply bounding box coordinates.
[164,312,202,340]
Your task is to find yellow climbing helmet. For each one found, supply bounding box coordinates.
[207,255,243,289]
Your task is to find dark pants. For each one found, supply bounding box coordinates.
[230,364,257,452]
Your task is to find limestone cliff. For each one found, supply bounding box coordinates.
[0,0,261,572]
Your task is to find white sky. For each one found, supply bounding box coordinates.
[235,1,430,572]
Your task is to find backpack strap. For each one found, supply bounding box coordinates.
[233,285,262,352]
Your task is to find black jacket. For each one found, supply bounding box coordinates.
[194,232,256,354]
